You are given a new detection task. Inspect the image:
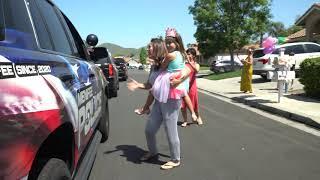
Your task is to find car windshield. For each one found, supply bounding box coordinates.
[95,57,111,64]
[114,58,125,65]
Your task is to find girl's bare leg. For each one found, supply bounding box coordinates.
[183,95,197,122]
[180,108,188,127]
[195,111,203,125]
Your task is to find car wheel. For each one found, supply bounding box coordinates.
[37,158,71,180]
[261,75,267,80]
[112,88,118,97]
[219,67,225,73]
[260,75,271,82]
[99,100,110,143]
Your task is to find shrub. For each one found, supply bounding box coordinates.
[299,57,320,98]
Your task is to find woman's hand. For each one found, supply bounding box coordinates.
[147,58,155,65]
[170,78,181,88]
[127,78,140,91]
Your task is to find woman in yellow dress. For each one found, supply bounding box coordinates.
[240,48,253,93]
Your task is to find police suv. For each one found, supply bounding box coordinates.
[0,0,110,179]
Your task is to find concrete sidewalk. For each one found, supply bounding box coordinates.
[197,74,320,129]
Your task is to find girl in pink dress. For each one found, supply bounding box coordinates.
[180,48,203,126]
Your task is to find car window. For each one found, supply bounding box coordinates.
[253,49,264,58]
[28,0,54,50]
[272,48,280,55]
[284,45,305,54]
[221,61,230,64]
[95,57,111,64]
[0,2,4,40]
[114,58,125,65]
[1,0,37,50]
[61,12,88,59]
[305,44,320,53]
[35,0,73,55]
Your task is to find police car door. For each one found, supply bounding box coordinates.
[28,0,103,153]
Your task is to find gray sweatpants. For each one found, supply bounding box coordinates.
[145,99,182,161]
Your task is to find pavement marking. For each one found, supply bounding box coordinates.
[199,90,320,138]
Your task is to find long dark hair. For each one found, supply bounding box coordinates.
[149,38,167,70]
[186,48,197,57]
[165,32,187,61]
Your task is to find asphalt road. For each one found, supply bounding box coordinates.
[89,69,320,180]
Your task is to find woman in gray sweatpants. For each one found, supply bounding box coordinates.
[145,75,182,163]
[127,38,181,169]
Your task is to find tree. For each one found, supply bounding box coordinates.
[268,21,286,37]
[286,25,303,36]
[189,0,272,69]
[267,21,303,37]
[139,48,147,65]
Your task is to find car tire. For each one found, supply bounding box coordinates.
[219,67,225,73]
[112,88,118,97]
[37,158,71,180]
[261,74,268,80]
[99,100,110,143]
[260,75,271,82]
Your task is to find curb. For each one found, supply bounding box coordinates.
[199,88,320,130]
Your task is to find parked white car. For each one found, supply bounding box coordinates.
[253,42,320,80]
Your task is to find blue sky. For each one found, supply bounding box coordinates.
[54,0,317,48]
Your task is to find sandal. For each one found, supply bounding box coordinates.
[197,117,203,125]
[181,122,188,127]
[134,108,150,115]
[140,152,158,161]
[160,161,180,170]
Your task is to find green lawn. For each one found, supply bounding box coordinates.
[204,70,242,80]
[200,66,210,70]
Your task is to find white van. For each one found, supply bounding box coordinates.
[253,42,320,80]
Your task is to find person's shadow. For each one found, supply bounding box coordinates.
[104,145,168,165]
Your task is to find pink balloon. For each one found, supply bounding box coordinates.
[262,37,278,48]
[263,45,275,54]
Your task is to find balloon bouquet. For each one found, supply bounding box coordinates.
[262,36,288,54]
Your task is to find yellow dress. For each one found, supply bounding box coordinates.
[240,57,253,92]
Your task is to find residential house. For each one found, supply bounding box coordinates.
[289,3,320,43]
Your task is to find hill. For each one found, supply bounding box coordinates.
[98,43,142,58]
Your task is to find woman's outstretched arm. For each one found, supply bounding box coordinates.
[127,78,152,91]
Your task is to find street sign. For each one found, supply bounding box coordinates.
[267,71,295,81]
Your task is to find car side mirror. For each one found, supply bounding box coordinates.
[289,52,295,56]
[86,34,98,47]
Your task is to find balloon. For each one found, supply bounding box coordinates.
[263,46,276,54]
[263,45,275,54]
[262,36,279,48]
[277,37,287,44]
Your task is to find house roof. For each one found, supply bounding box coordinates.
[287,28,306,39]
[296,3,320,26]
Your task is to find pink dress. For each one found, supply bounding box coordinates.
[181,63,198,112]
[151,52,187,103]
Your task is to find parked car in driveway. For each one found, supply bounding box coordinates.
[210,60,243,73]
[253,42,320,80]
[91,47,119,98]
[114,57,128,81]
